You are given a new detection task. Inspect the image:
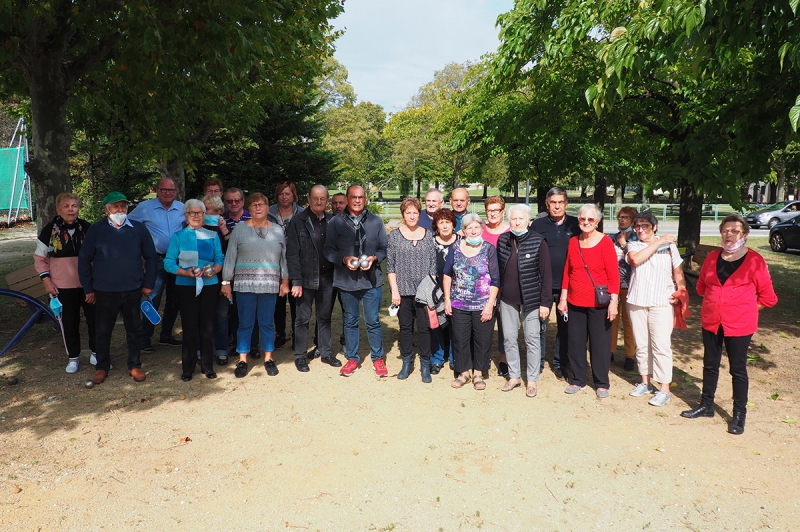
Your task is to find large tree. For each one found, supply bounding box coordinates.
[0,0,343,227]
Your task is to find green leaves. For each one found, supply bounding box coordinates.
[789,95,800,132]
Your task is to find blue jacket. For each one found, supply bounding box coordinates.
[163,227,225,286]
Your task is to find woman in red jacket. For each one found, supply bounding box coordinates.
[557,204,620,398]
[681,215,777,435]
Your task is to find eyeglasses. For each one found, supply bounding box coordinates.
[578,217,596,223]
[486,209,502,214]
[186,211,204,217]
[250,203,267,209]
[722,229,743,235]
[617,215,631,220]
[159,188,176,193]
[634,224,652,231]
[225,198,243,204]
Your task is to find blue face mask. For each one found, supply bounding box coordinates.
[511,228,528,237]
[466,236,483,246]
[622,226,633,233]
[204,214,220,226]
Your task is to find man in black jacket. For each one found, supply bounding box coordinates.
[287,185,340,372]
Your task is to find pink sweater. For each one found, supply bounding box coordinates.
[696,250,777,336]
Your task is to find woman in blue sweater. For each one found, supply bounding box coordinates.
[164,199,225,381]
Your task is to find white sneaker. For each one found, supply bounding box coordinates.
[629,382,654,397]
[648,391,671,407]
[89,352,97,365]
[66,360,79,373]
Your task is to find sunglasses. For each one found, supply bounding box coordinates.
[578,217,596,223]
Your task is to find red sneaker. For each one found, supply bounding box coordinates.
[340,359,359,377]
[373,358,388,377]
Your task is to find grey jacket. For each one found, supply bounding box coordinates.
[324,208,388,291]
[415,274,447,326]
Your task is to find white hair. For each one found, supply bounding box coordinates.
[460,212,485,229]
[507,204,532,222]
[577,203,602,220]
[184,198,206,214]
[425,188,444,202]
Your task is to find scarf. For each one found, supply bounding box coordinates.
[345,208,369,257]
[48,216,86,258]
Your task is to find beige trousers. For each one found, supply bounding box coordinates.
[610,289,635,357]
[627,303,674,385]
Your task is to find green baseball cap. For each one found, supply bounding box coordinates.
[103,191,128,204]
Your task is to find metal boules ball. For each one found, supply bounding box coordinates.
[359,260,370,268]
[7,376,18,385]
[84,380,95,389]
[359,254,368,262]
[349,259,360,268]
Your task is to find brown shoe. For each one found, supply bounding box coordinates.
[129,368,146,382]
[91,370,108,384]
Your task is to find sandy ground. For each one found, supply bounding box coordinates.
[1,227,799,531]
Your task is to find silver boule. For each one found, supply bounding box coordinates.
[349,259,360,268]
[84,380,94,389]
[359,260,370,268]
[359,254,368,261]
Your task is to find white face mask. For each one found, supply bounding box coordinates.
[109,212,127,226]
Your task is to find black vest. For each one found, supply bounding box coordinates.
[496,231,544,312]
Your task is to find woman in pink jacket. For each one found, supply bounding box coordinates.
[681,215,777,435]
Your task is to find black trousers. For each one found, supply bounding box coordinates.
[566,304,612,389]
[451,308,494,375]
[398,295,431,361]
[541,290,569,370]
[176,284,220,376]
[94,289,142,371]
[274,292,297,343]
[58,287,96,358]
[701,325,752,414]
[294,275,334,359]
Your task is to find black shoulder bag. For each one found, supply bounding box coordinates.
[578,244,610,307]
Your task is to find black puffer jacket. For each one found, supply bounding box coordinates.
[496,230,549,313]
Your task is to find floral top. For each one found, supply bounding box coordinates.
[443,241,501,311]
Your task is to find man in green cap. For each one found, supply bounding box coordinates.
[78,192,158,384]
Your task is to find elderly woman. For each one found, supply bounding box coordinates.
[34,192,96,373]
[625,211,686,406]
[221,193,290,378]
[557,204,620,398]
[482,195,510,377]
[431,208,459,372]
[496,204,552,397]
[611,206,638,371]
[164,199,225,381]
[202,195,231,366]
[387,198,437,382]
[681,215,777,434]
[268,181,304,350]
[443,213,500,390]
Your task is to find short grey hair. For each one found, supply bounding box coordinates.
[201,195,224,213]
[460,212,485,229]
[184,198,206,214]
[507,204,532,222]
[577,203,601,220]
[425,188,444,202]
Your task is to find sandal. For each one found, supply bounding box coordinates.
[501,378,522,392]
[473,376,486,391]
[451,373,471,389]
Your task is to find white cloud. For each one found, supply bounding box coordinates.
[332,0,514,114]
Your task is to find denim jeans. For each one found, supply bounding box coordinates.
[430,322,452,366]
[94,289,142,371]
[235,292,277,354]
[540,290,569,371]
[294,275,334,359]
[339,287,384,362]
[140,256,179,347]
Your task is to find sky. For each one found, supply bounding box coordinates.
[331,0,515,115]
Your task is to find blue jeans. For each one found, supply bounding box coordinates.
[430,322,452,366]
[140,256,179,347]
[235,292,277,354]
[339,287,384,362]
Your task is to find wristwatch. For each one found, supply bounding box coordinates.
[221,281,231,286]
[610,296,619,303]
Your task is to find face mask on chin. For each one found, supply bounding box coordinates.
[511,228,528,237]
[108,212,127,227]
[722,236,747,253]
[465,236,483,246]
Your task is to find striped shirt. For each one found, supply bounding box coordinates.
[626,241,682,307]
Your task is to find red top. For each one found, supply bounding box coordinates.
[696,249,777,336]
[562,235,620,308]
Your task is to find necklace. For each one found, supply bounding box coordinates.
[252,223,269,239]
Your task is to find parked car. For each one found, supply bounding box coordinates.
[746,200,800,229]
[769,214,800,252]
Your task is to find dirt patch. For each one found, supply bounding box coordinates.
[1,229,799,530]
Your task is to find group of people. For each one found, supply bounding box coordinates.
[34,182,777,435]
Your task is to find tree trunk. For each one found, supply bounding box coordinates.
[513,180,519,202]
[593,175,607,233]
[776,171,786,202]
[677,179,703,250]
[614,183,624,205]
[482,183,488,199]
[157,158,187,201]
[537,185,548,214]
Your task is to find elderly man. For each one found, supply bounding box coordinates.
[418,188,444,231]
[330,193,347,216]
[450,187,470,232]
[79,192,157,384]
[324,185,389,378]
[128,178,185,351]
[531,186,580,379]
[287,185,340,372]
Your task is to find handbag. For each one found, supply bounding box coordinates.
[578,244,611,307]
[426,305,439,329]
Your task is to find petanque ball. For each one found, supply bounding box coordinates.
[84,380,94,389]
[7,376,18,385]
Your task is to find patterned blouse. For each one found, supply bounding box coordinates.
[443,241,501,312]
[222,222,288,294]
[386,227,437,296]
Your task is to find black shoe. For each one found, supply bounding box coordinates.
[234,361,248,378]
[274,336,287,350]
[497,361,509,378]
[430,363,442,375]
[320,355,342,367]
[728,412,746,435]
[141,345,155,354]
[680,404,715,419]
[623,357,636,372]
[216,355,228,366]
[159,336,182,346]
[249,348,261,359]
[181,373,192,382]
[307,349,320,361]
[554,367,565,380]
[264,359,279,376]
[295,357,310,372]
[420,360,432,384]
[397,358,414,380]
[610,353,615,364]
[205,371,217,379]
